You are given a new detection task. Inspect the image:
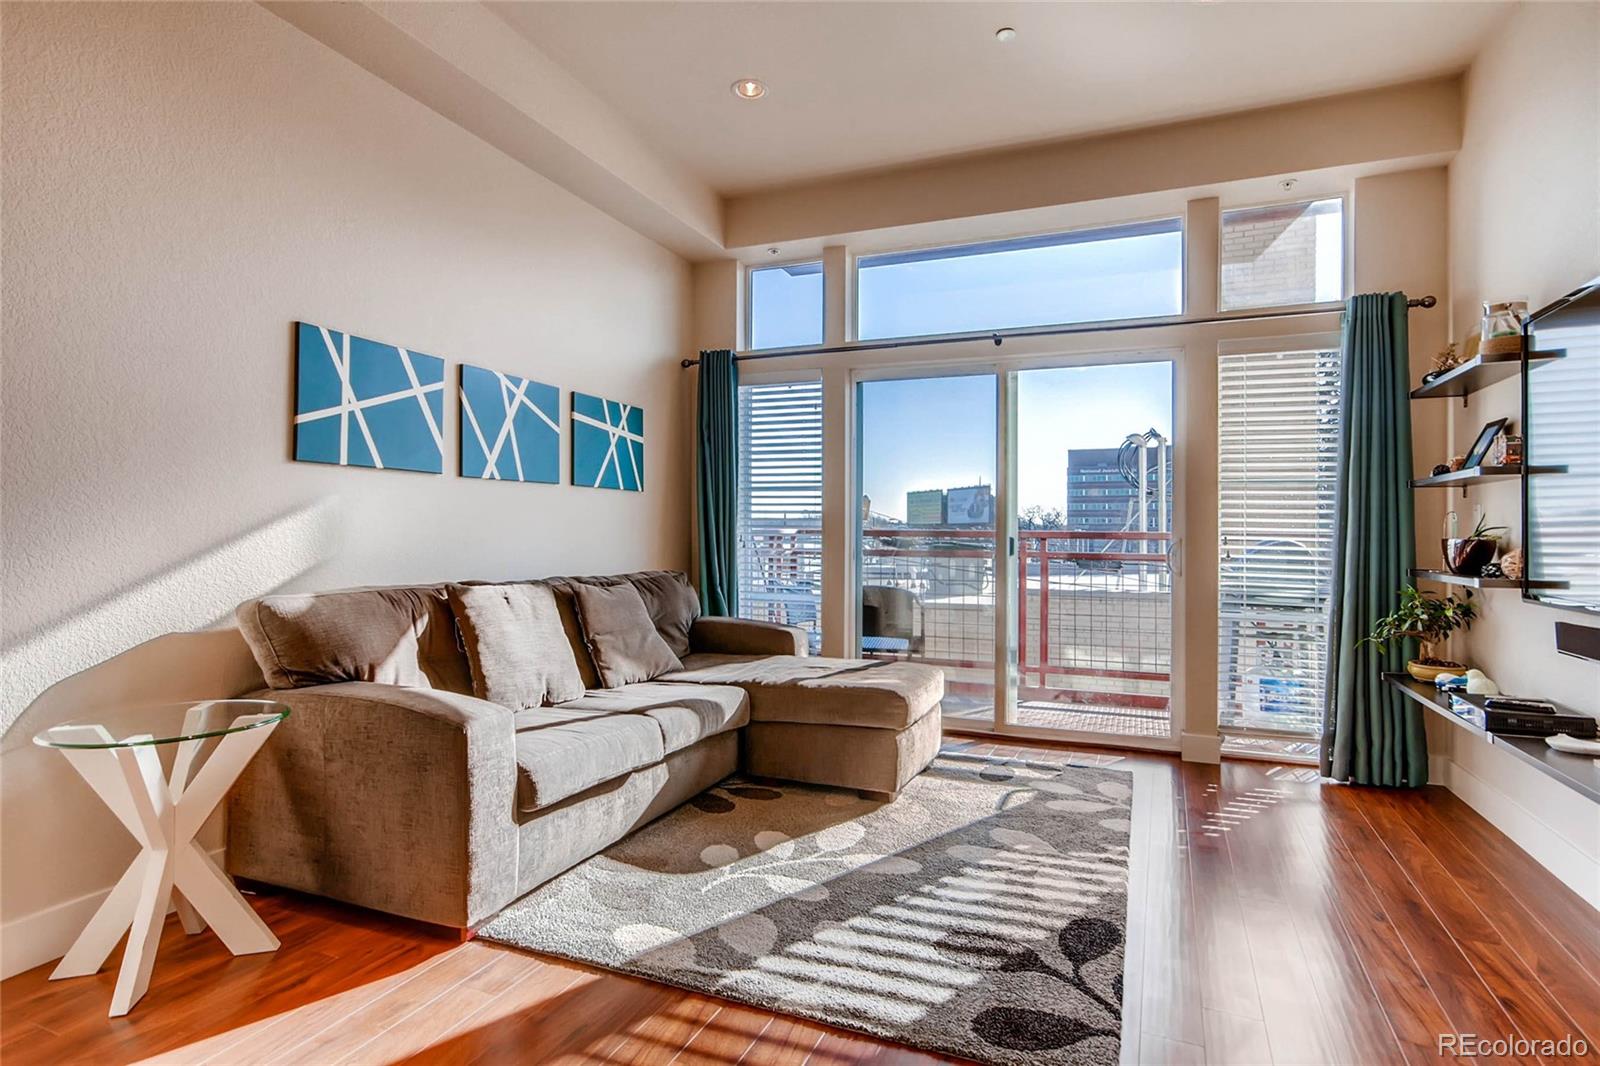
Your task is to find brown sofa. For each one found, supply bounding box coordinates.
[226,570,943,930]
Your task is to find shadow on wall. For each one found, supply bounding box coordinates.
[1,499,340,739]
[0,500,338,977]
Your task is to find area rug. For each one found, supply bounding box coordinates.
[479,751,1132,1064]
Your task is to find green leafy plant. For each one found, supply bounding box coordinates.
[1365,585,1478,665]
[1464,514,1508,540]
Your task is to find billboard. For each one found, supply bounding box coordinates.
[906,489,946,526]
[946,484,994,526]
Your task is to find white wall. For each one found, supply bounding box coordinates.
[1444,1,1600,906]
[0,1,691,976]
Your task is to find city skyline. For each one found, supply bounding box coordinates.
[860,362,1174,523]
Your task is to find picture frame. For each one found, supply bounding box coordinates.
[1462,417,1509,470]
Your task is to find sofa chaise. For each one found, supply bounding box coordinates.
[226,570,943,931]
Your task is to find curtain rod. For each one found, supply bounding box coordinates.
[680,295,1437,368]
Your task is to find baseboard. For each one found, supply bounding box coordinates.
[1,847,226,980]
[1439,757,1600,910]
[1180,731,1222,764]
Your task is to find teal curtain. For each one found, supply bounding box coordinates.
[696,349,739,616]
[1322,293,1424,786]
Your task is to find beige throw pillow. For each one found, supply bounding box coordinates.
[447,583,586,708]
[572,581,683,687]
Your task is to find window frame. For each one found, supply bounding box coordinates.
[1216,193,1349,314]
[744,258,826,353]
[850,215,1187,344]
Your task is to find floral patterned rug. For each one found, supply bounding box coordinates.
[478,750,1132,1066]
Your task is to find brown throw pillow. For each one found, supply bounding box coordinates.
[447,583,586,709]
[571,581,683,687]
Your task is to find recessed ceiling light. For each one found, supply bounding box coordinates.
[994,27,1017,42]
[731,78,767,100]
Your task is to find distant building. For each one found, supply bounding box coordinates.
[1067,447,1172,532]
[945,484,994,527]
[905,489,946,526]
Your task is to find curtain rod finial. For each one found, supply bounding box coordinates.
[1411,295,1437,309]
[681,358,697,368]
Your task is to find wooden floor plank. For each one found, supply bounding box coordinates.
[1359,791,1590,1060]
[1321,784,1538,1064]
[1416,787,1600,981]
[1385,790,1600,1047]
[6,742,1596,1066]
[1218,767,1401,1066]
[1284,785,1474,1066]
[1137,761,1207,1048]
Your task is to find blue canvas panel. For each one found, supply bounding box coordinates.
[293,322,445,474]
[459,364,560,483]
[571,391,644,492]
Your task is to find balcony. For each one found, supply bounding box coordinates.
[740,524,1175,740]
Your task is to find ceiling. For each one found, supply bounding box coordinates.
[490,1,1510,195]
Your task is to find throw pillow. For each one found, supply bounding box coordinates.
[447,582,586,709]
[571,580,683,687]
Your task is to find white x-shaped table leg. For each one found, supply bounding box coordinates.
[48,712,281,1016]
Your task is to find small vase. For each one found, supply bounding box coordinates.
[1443,537,1498,576]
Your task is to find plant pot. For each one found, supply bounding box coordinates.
[1443,537,1498,576]
[1407,659,1466,682]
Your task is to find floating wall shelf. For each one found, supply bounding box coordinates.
[1410,568,1567,591]
[1383,673,1600,803]
[1410,464,1565,489]
[1410,350,1563,404]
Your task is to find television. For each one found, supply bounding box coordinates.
[1523,277,1600,614]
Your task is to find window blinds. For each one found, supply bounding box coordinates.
[736,380,824,649]
[1217,349,1343,736]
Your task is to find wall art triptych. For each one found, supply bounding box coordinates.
[459,364,560,483]
[291,321,642,492]
[293,322,446,474]
[571,392,645,492]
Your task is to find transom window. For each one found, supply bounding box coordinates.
[1220,198,1344,310]
[855,219,1183,341]
[747,261,823,351]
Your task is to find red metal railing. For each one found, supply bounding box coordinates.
[743,524,1173,711]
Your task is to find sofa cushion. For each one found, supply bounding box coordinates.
[561,682,748,754]
[618,570,701,659]
[511,705,666,812]
[659,655,943,730]
[236,585,472,693]
[447,583,585,709]
[572,582,682,687]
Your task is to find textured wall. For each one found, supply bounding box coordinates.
[1447,1,1600,715]
[0,1,690,973]
[1443,1,1599,904]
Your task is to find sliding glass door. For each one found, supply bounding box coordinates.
[856,374,998,723]
[1011,361,1175,741]
[854,358,1176,744]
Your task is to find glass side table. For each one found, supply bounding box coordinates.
[34,700,290,1016]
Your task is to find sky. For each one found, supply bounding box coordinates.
[859,364,1173,521]
[746,213,1344,519]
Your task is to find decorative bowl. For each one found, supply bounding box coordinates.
[1443,537,1498,576]
[1407,659,1465,682]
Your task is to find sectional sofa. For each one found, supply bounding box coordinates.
[226,570,944,931]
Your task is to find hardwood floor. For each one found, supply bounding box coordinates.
[3,740,1597,1065]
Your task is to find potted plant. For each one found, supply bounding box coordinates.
[1365,584,1479,681]
[1443,514,1507,576]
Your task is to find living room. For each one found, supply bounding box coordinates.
[2,2,1597,1064]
